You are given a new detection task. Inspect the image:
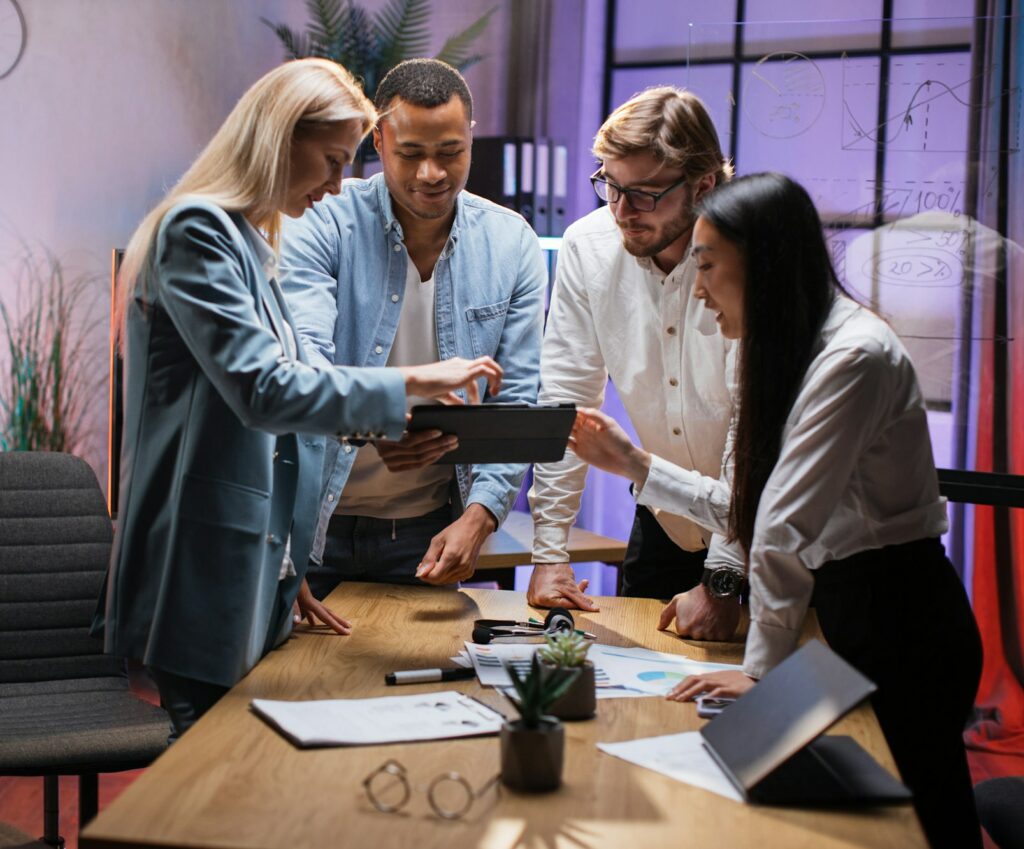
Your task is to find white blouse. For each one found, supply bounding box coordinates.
[634,296,948,678]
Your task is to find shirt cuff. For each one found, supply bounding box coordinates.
[741,618,802,680]
[635,454,702,512]
[532,520,571,564]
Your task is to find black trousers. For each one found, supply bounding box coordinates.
[811,537,983,849]
[619,504,708,600]
[148,667,229,745]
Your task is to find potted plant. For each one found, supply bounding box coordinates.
[500,654,579,792]
[262,0,496,173]
[0,249,97,453]
[538,631,596,721]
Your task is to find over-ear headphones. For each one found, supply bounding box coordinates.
[471,607,579,644]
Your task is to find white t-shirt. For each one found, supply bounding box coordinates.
[337,256,453,518]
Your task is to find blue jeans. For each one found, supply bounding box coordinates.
[306,503,455,600]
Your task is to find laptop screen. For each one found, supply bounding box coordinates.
[699,639,877,791]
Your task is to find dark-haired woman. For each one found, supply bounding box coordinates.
[571,172,982,849]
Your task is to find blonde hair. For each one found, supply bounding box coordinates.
[593,86,734,186]
[115,58,375,346]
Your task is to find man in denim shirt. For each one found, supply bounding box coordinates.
[281,59,545,601]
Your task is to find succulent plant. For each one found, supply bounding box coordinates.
[537,631,591,668]
[503,654,579,729]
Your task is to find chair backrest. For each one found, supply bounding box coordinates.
[0,451,124,684]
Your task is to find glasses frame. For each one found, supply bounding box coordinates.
[589,168,690,212]
[362,759,500,821]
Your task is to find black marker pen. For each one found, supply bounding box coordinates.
[385,667,476,685]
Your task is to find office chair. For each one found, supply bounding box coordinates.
[0,821,47,848]
[975,776,1024,849]
[0,452,169,848]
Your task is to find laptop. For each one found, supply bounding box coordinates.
[700,639,912,806]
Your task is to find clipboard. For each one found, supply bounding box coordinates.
[407,403,576,464]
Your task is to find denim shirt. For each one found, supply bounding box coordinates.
[280,173,546,563]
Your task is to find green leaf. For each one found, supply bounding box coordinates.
[374,0,431,77]
[305,0,347,54]
[434,6,496,70]
[260,19,312,60]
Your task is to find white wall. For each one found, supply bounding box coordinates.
[0,0,512,482]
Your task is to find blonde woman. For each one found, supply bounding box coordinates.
[95,58,500,738]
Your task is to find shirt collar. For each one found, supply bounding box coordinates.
[240,216,278,281]
[373,172,462,257]
[633,240,693,279]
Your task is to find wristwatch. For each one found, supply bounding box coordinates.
[700,565,747,599]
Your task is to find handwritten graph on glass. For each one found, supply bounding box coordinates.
[842,55,1020,153]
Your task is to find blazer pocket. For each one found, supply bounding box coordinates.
[178,474,270,535]
[464,297,511,357]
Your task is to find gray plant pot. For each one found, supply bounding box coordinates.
[545,661,597,721]
[500,717,564,792]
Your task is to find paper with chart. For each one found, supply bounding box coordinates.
[598,731,743,803]
[588,645,743,696]
[466,641,650,698]
[465,642,741,698]
[251,690,504,747]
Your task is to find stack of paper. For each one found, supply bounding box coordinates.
[251,690,505,747]
[464,642,741,699]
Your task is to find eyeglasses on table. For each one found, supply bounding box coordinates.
[362,758,501,820]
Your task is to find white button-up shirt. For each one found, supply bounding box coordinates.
[530,206,735,563]
[635,296,948,678]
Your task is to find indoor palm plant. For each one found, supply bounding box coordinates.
[537,630,597,721]
[501,654,579,792]
[263,0,495,170]
[0,249,97,453]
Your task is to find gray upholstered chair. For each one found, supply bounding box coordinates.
[0,452,169,848]
[0,821,47,849]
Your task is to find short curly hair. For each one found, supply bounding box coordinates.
[374,58,473,120]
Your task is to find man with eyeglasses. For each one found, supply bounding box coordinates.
[527,87,742,639]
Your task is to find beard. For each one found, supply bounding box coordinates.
[614,201,696,258]
[619,212,696,258]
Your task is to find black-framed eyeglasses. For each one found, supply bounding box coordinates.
[590,169,689,212]
[362,759,500,820]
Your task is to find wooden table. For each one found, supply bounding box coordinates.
[477,511,628,569]
[81,584,925,849]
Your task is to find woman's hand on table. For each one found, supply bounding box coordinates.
[292,579,352,635]
[569,408,652,488]
[667,670,756,702]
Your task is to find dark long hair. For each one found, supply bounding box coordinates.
[695,173,845,555]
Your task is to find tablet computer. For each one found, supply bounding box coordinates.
[407,403,576,464]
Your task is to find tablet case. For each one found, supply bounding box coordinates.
[700,639,912,806]
[407,403,576,464]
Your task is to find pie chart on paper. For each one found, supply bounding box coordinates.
[636,670,689,683]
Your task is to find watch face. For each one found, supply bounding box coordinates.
[708,568,743,598]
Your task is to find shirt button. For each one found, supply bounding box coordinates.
[391,294,400,302]
[272,450,279,460]
[327,494,335,502]
[344,445,353,454]
[375,345,383,354]
[673,427,681,436]
[393,244,402,252]
[266,534,275,544]
[667,326,677,335]
[669,377,679,387]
